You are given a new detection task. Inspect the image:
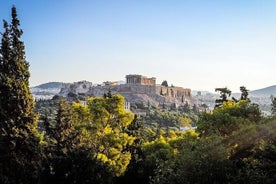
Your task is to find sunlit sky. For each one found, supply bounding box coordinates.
[1,0,276,92]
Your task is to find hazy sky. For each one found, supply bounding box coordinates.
[1,0,276,92]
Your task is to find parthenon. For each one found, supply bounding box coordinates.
[126,74,156,85]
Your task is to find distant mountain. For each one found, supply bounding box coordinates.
[194,85,276,98]
[250,85,276,97]
[31,82,63,99]
[32,82,63,89]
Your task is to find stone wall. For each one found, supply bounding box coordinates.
[156,86,191,102]
[118,84,157,94]
[86,84,157,97]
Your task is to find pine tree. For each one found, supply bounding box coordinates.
[240,86,249,101]
[74,94,135,177]
[215,87,231,108]
[0,6,41,183]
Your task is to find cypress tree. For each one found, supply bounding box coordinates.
[53,99,77,154]
[41,99,79,183]
[0,6,41,183]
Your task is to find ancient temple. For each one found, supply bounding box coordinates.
[59,74,192,107]
[126,74,156,85]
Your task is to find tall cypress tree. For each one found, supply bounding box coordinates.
[53,99,77,154]
[0,6,41,184]
[42,99,78,183]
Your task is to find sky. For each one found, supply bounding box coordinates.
[0,0,276,92]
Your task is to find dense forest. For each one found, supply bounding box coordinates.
[0,6,275,184]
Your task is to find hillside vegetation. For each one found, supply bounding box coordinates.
[0,6,275,184]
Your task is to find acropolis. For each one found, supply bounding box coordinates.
[60,74,192,107]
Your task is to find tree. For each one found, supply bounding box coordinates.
[115,115,148,184]
[270,95,276,115]
[240,86,249,101]
[225,119,276,183]
[103,89,112,98]
[41,98,114,184]
[161,80,168,87]
[197,100,261,137]
[170,103,176,111]
[74,94,135,177]
[215,87,231,107]
[52,99,77,154]
[42,99,93,183]
[0,6,41,183]
[150,117,275,184]
[192,104,199,114]
[151,133,233,184]
[178,101,190,113]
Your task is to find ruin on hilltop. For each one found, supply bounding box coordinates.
[59,74,192,108]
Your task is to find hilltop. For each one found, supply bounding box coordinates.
[58,75,192,108]
[31,75,192,111]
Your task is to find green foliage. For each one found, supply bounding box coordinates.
[140,135,177,183]
[43,93,273,183]
[150,118,276,184]
[115,115,148,183]
[215,87,231,107]
[197,100,261,137]
[53,99,78,153]
[192,104,199,114]
[42,149,112,184]
[132,102,148,110]
[41,98,115,183]
[240,86,249,101]
[227,119,276,182]
[170,103,177,111]
[143,136,176,165]
[41,99,76,182]
[35,98,60,131]
[161,80,168,87]
[74,94,135,177]
[271,95,276,115]
[0,6,42,183]
[151,135,233,184]
[144,110,194,129]
[103,89,112,98]
[178,101,191,113]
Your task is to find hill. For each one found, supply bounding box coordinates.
[59,80,192,107]
[31,82,63,99]
[32,82,63,89]
[250,85,276,97]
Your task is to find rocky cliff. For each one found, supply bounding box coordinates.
[59,81,192,107]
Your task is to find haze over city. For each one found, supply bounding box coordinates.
[1,0,276,92]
